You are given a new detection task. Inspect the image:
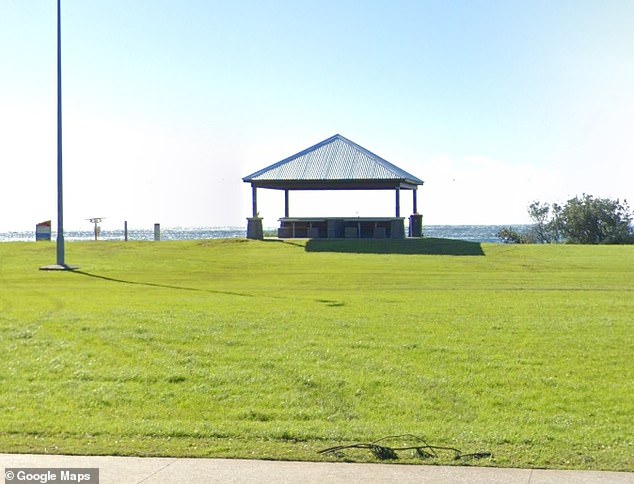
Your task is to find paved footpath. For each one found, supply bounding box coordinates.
[2,454,633,484]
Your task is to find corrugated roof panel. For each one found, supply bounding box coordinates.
[243,134,423,185]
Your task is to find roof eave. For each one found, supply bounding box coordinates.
[247,179,422,190]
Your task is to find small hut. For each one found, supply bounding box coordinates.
[242,134,424,239]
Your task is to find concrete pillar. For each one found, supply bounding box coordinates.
[409,214,423,237]
[390,219,405,239]
[246,217,263,240]
[248,184,263,239]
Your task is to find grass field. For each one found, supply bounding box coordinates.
[0,238,632,471]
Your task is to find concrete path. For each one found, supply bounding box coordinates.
[2,453,633,484]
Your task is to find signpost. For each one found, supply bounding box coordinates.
[36,220,52,241]
[88,217,104,240]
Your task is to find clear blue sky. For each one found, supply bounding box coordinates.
[1,0,633,231]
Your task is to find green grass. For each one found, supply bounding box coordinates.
[0,239,632,470]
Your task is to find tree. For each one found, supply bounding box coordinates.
[496,195,634,244]
[527,201,562,243]
[497,201,563,244]
[496,226,527,244]
[558,194,633,244]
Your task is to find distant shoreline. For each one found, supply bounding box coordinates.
[0,224,531,244]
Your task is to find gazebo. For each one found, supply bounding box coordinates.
[242,134,424,239]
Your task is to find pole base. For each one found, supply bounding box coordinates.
[39,264,79,271]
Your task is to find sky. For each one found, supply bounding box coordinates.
[1,0,633,232]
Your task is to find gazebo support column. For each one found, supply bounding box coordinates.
[252,185,258,217]
[284,189,290,218]
[409,187,423,237]
[246,184,263,239]
[389,187,405,239]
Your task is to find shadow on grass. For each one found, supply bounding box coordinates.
[304,238,485,256]
[71,270,253,297]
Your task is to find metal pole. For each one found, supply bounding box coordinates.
[252,185,258,217]
[284,189,289,218]
[395,187,401,217]
[56,0,65,266]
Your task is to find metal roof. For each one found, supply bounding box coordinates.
[243,134,424,190]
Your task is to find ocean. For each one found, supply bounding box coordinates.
[0,225,528,244]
